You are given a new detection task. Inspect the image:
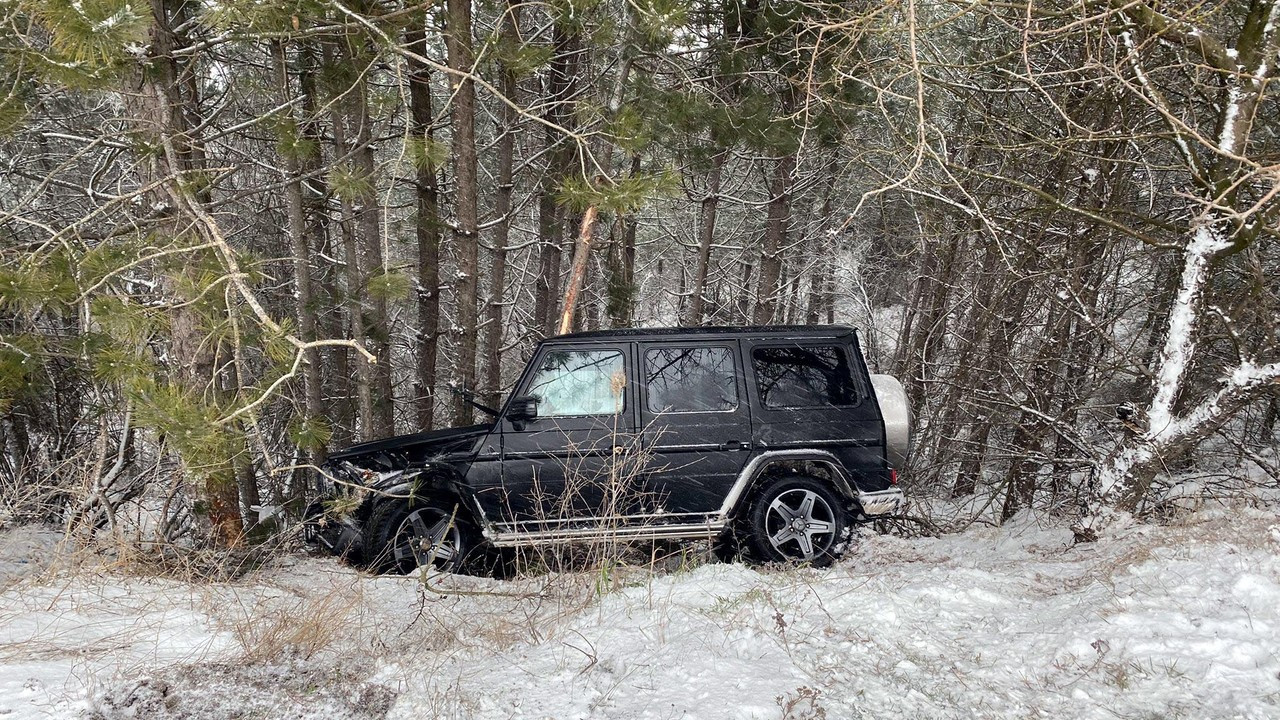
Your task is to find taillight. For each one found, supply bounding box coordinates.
[890,468,898,485]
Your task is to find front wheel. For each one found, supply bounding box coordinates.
[744,476,850,567]
[368,499,476,575]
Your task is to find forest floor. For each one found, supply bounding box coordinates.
[1,504,1278,720]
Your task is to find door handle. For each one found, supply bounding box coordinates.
[720,440,747,451]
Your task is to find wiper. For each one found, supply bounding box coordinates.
[448,385,502,418]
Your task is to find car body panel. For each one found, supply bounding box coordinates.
[637,339,754,515]
[327,424,491,472]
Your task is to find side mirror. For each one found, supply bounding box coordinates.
[507,395,540,422]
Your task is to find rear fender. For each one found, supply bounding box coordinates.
[717,450,859,520]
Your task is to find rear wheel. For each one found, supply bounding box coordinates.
[368,499,476,575]
[744,476,850,567]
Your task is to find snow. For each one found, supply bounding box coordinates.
[0,525,64,588]
[1140,222,1233,447]
[1,509,1279,719]
[93,8,134,33]
[1219,85,1242,154]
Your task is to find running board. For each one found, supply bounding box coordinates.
[487,521,727,547]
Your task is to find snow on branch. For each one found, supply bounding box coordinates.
[1146,221,1234,432]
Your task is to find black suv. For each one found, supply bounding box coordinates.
[308,325,909,572]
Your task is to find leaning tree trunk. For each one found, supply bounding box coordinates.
[559,206,601,335]
[1080,4,1280,532]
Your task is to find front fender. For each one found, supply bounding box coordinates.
[372,464,469,504]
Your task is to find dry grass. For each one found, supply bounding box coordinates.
[491,420,719,589]
[220,582,364,662]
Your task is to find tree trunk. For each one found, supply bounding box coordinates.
[1077,3,1280,534]
[350,57,394,437]
[737,261,754,322]
[295,43,350,448]
[686,150,726,326]
[271,41,322,475]
[1000,302,1067,521]
[483,0,521,408]
[559,206,601,335]
[606,155,641,328]
[952,245,1033,497]
[325,40,374,440]
[120,0,242,545]
[753,153,794,324]
[533,23,580,338]
[903,225,963,421]
[407,23,442,430]
[1089,217,1242,512]
[446,0,480,425]
[806,183,837,325]
[535,196,565,337]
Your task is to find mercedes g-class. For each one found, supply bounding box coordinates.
[308,325,909,572]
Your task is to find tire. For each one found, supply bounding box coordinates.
[367,498,477,575]
[744,476,850,567]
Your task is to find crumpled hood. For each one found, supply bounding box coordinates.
[327,424,491,472]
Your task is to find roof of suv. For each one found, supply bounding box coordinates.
[552,325,857,343]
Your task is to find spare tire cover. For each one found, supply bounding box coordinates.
[870,374,912,469]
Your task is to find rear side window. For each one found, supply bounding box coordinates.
[644,346,738,413]
[526,349,626,417]
[751,345,859,409]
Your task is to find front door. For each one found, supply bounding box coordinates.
[637,342,752,516]
[486,344,638,529]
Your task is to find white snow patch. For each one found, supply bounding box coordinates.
[1,510,1278,718]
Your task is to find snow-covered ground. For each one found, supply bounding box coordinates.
[2,507,1278,719]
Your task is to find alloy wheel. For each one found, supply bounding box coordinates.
[763,488,836,561]
[394,508,462,570]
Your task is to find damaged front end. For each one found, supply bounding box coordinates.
[303,461,393,559]
[303,424,491,560]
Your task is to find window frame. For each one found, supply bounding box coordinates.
[748,342,865,411]
[641,344,742,416]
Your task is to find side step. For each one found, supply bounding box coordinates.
[486,521,727,547]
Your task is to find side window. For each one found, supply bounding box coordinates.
[644,347,738,413]
[751,345,858,409]
[525,349,626,417]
